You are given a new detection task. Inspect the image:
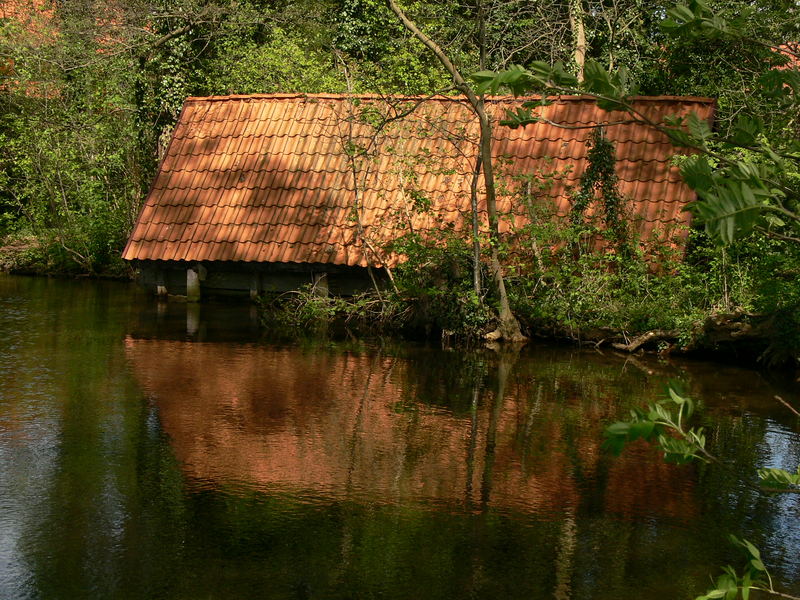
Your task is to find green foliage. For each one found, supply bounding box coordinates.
[473,61,579,97]
[605,383,800,488]
[259,229,493,340]
[390,230,492,338]
[0,69,140,273]
[475,0,800,248]
[503,182,744,343]
[501,144,688,337]
[199,27,345,95]
[331,0,456,93]
[758,466,800,490]
[465,0,800,362]
[603,383,800,500]
[260,285,402,333]
[604,383,799,598]
[0,0,796,363]
[603,383,710,464]
[569,127,631,251]
[684,229,800,363]
[694,536,778,600]
[0,1,154,273]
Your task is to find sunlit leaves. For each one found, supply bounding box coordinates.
[660,0,732,39]
[681,155,789,245]
[603,383,710,464]
[471,61,578,96]
[757,465,800,490]
[582,60,633,111]
[472,59,631,111]
[695,536,774,600]
[690,181,765,245]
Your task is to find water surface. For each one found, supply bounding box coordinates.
[1,274,798,599]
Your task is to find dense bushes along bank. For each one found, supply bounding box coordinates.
[2,217,797,367]
[259,224,800,368]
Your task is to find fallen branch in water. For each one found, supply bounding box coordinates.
[775,395,800,418]
[611,330,678,353]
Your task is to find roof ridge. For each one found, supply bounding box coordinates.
[184,93,716,105]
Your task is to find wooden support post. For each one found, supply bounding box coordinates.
[250,272,260,300]
[156,267,167,297]
[186,267,201,302]
[186,263,206,303]
[312,272,329,296]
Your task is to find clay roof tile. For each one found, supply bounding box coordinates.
[122,94,715,265]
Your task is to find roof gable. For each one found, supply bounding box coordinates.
[122,93,715,266]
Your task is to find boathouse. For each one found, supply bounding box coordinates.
[121,93,715,299]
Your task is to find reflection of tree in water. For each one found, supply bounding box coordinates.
[5,277,798,599]
[128,338,670,516]
[120,337,753,598]
[0,278,188,599]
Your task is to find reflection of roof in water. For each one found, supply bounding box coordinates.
[125,336,698,520]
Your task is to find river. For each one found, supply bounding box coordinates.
[0,274,798,599]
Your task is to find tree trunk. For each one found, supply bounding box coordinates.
[568,0,587,82]
[386,0,526,342]
[469,154,483,298]
[474,101,525,341]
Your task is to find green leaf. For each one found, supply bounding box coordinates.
[717,573,738,598]
[472,70,497,82]
[629,420,656,441]
[661,18,680,30]
[681,156,715,192]
[582,60,628,110]
[741,571,751,600]
[669,4,696,24]
[687,113,713,144]
[764,213,785,227]
[499,108,539,129]
[606,422,631,436]
[666,128,694,147]
[668,385,686,405]
[758,466,800,489]
[729,116,761,147]
[690,178,765,245]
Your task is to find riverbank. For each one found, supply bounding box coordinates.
[526,312,799,367]
[257,287,800,370]
[3,228,799,369]
[0,233,132,279]
[254,226,800,368]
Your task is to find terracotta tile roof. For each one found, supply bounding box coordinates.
[122,93,716,267]
[0,0,56,42]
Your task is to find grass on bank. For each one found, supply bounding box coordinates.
[259,223,800,366]
[2,210,798,365]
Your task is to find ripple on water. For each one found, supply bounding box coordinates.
[1,274,800,599]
